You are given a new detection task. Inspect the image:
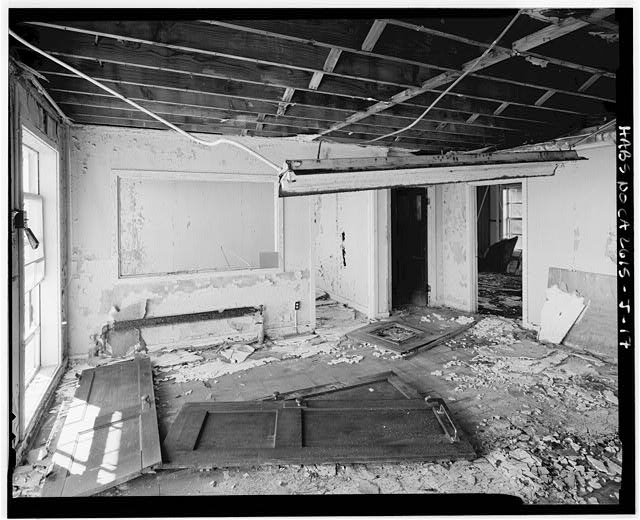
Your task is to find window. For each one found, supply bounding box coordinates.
[22,144,44,385]
[117,173,279,277]
[502,184,522,250]
[20,127,62,435]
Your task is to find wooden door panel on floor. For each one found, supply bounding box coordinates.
[163,398,475,468]
[42,357,161,497]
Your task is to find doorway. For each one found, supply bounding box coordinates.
[475,182,523,319]
[391,187,428,307]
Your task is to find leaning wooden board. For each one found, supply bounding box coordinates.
[163,397,475,468]
[42,357,162,497]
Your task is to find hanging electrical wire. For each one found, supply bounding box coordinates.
[9,29,283,173]
[366,10,523,145]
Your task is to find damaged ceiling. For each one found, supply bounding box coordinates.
[9,9,618,152]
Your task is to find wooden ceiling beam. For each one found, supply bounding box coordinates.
[534,89,556,107]
[523,9,618,34]
[207,17,617,88]
[21,20,615,113]
[360,20,387,52]
[50,91,496,146]
[388,12,616,79]
[14,37,561,129]
[37,65,527,138]
[578,73,602,92]
[23,42,595,126]
[314,9,613,138]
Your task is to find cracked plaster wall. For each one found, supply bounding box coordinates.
[313,191,372,314]
[68,125,388,357]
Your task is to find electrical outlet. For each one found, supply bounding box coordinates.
[294,301,301,310]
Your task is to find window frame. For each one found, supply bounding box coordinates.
[112,169,284,281]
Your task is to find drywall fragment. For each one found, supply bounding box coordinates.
[151,350,203,367]
[328,355,363,365]
[171,357,280,383]
[602,389,618,406]
[220,344,255,364]
[538,285,586,344]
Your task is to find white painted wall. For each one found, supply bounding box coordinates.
[525,142,616,327]
[68,125,388,356]
[431,183,475,312]
[314,191,370,313]
[313,187,391,317]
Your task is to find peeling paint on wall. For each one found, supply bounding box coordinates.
[68,125,388,357]
[436,184,472,311]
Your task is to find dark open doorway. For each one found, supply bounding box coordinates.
[476,183,523,319]
[391,188,428,307]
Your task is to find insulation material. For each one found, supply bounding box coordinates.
[538,285,586,344]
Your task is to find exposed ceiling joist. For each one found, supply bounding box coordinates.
[361,19,387,51]
[578,73,602,92]
[23,20,615,108]
[313,9,613,139]
[534,89,556,106]
[9,12,616,151]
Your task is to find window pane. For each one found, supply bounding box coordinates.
[22,145,39,194]
[509,219,523,235]
[506,186,522,202]
[24,285,41,338]
[23,328,41,385]
[508,202,522,218]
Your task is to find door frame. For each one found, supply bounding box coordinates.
[469,179,528,322]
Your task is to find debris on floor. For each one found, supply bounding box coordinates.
[478,272,522,319]
[151,350,204,367]
[219,344,255,364]
[328,354,363,365]
[169,356,281,383]
[15,297,619,505]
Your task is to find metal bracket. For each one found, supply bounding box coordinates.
[431,401,459,443]
[11,209,40,249]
